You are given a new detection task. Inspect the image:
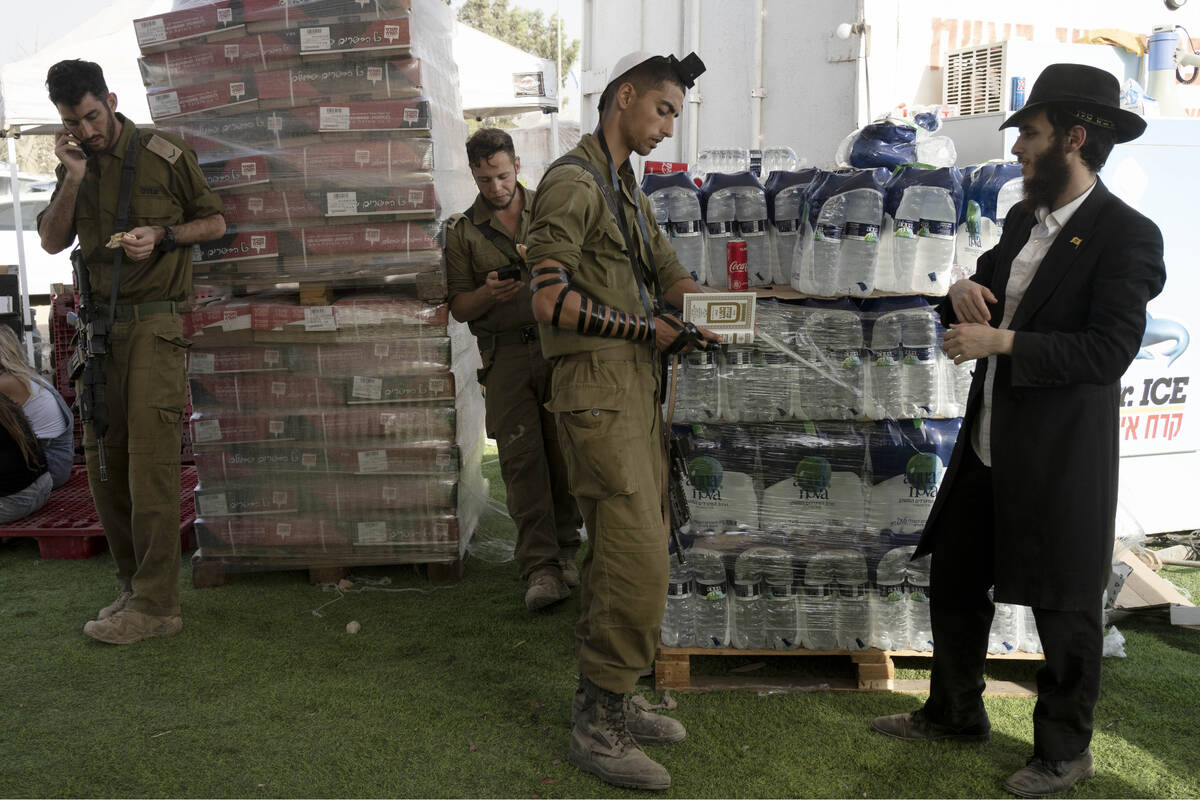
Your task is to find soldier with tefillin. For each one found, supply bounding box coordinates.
[526,51,718,791]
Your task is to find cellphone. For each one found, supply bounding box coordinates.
[495,266,521,281]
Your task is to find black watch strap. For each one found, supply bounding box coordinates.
[159,225,177,253]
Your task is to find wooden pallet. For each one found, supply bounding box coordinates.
[189,548,466,588]
[655,646,1042,695]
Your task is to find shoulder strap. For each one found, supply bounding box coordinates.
[544,154,661,331]
[467,205,521,263]
[106,124,142,325]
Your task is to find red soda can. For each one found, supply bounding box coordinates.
[726,239,748,291]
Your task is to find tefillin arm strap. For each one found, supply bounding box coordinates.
[106,125,142,328]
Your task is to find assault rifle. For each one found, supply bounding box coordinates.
[67,247,111,481]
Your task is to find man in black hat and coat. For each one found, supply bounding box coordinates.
[870,63,1166,798]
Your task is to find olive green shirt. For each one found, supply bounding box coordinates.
[526,133,691,358]
[38,112,224,305]
[444,182,536,341]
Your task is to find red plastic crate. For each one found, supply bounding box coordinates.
[0,465,199,559]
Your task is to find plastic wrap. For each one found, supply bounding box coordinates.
[876,166,963,296]
[699,172,772,289]
[642,172,706,285]
[790,168,890,298]
[833,105,957,170]
[137,0,483,571]
[956,162,1024,279]
[671,298,973,424]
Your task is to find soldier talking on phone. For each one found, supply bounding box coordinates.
[443,128,582,611]
[37,59,225,645]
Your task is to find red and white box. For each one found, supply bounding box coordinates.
[147,76,259,120]
[241,0,410,27]
[309,340,452,376]
[134,2,245,53]
[188,345,288,375]
[190,412,297,445]
[255,58,422,107]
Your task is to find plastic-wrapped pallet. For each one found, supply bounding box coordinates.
[131,0,483,574]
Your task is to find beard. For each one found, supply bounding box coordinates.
[1023,137,1071,210]
[484,190,515,210]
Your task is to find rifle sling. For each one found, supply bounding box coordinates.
[106,125,142,328]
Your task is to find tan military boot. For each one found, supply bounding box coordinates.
[559,558,580,589]
[97,588,133,620]
[572,686,686,744]
[568,676,671,791]
[525,567,570,611]
[83,609,182,645]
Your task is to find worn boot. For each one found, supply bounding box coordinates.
[97,587,133,621]
[572,686,686,744]
[525,567,570,611]
[559,559,580,589]
[568,676,671,791]
[83,609,182,645]
[1003,749,1095,798]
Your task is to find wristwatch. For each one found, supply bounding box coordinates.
[159,226,177,253]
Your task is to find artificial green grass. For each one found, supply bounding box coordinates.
[2,446,1199,798]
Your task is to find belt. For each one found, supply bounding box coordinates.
[490,325,539,347]
[558,342,656,364]
[93,301,177,321]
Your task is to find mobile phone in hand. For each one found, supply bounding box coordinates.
[495,266,521,282]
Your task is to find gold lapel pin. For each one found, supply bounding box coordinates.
[1070,236,1083,248]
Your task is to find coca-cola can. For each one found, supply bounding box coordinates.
[726,239,748,291]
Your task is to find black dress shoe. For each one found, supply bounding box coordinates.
[870,708,992,742]
[1003,749,1095,798]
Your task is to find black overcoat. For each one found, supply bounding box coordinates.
[917,180,1166,611]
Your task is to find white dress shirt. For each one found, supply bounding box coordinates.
[970,181,1096,466]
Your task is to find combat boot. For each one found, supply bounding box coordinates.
[97,587,133,620]
[572,684,686,744]
[525,567,570,610]
[559,558,580,589]
[568,676,671,791]
[83,609,182,645]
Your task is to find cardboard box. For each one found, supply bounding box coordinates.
[147,75,260,120]
[195,516,344,548]
[199,137,433,190]
[200,153,271,192]
[192,441,457,479]
[307,339,452,375]
[191,412,298,445]
[189,374,343,411]
[194,484,301,517]
[241,0,410,27]
[220,183,437,226]
[255,58,422,107]
[309,475,455,513]
[139,33,301,89]
[188,345,289,375]
[303,406,456,444]
[134,2,245,53]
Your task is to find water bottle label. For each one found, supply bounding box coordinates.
[843,221,879,242]
[765,583,795,600]
[805,584,835,599]
[815,223,842,242]
[894,218,918,239]
[725,348,754,367]
[918,219,955,239]
[837,584,865,599]
[698,582,727,601]
[881,584,905,602]
[707,221,734,236]
[872,348,900,367]
[829,347,862,368]
[775,219,800,233]
[910,589,930,603]
[733,582,761,599]
[672,220,702,236]
[738,219,767,235]
[667,581,693,598]
[902,345,936,364]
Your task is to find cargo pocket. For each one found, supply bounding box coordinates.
[149,332,191,415]
[547,383,633,500]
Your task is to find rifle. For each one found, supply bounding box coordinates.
[68,247,111,481]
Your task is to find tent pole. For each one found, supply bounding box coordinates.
[6,135,35,365]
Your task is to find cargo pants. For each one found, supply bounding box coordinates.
[484,339,581,580]
[546,345,669,694]
[81,311,188,617]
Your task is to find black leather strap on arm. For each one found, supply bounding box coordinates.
[543,150,660,346]
[106,125,142,327]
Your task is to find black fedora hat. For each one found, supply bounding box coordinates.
[1000,63,1146,143]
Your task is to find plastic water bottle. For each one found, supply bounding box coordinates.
[720,345,760,423]
[661,560,696,647]
[754,350,796,421]
[989,598,1022,654]
[760,549,798,649]
[873,546,913,650]
[809,194,844,297]
[914,189,958,295]
[675,350,720,423]
[690,548,730,648]
[908,553,933,651]
[888,188,923,294]
[994,176,1024,240]
[834,550,871,650]
[734,188,772,286]
[731,550,767,649]
[900,309,940,418]
[838,189,882,297]
[869,311,904,420]
[668,189,706,284]
[804,310,863,420]
[771,186,805,286]
[1018,605,1043,654]
[704,190,737,288]
[651,191,671,235]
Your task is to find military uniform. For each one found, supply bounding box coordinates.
[39,112,223,618]
[445,183,581,582]
[526,134,692,694]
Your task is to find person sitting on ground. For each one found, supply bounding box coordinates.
[0,393,52,524]
[0,327,74,488]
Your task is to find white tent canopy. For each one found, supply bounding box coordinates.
[453,21,558,119]
[0,0,171,136]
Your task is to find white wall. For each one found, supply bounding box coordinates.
[581,0,861,167]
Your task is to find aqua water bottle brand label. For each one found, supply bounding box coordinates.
[698,581,727,601]
[830,347,863,367]
[894,218,918,239]
[733,582,761,599]
[881,584,906,602]
[815,223,842,242]
[872,347,900,367]
[902,345,936,364]
[843,221,879,242]
[707,220,734,235]
[918,219,956,239]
